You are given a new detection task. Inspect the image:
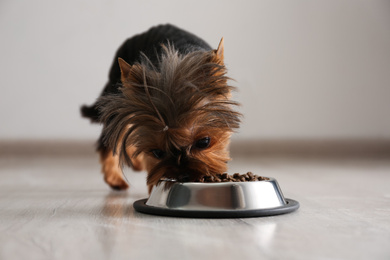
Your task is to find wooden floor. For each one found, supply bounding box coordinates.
[1,142,389,260]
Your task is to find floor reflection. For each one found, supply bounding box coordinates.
[96,191,131,258]
[252,222,277,251]
[100,191,131,219]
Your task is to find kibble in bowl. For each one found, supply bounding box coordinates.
[133,172,299,218]
[196,172,269,183]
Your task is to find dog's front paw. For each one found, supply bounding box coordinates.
[104,173,129,190]
[100,149,129,190]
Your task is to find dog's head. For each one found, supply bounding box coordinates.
[98,39,241,187]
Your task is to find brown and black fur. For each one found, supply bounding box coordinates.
[81,24,241,192]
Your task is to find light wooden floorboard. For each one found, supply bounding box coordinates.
[1,146,389,260]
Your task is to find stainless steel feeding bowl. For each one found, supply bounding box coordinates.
[133,177,299,218]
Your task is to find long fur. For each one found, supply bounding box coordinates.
[81,24,242,190]
[97,44,241,174]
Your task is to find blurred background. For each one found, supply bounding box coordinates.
[1,0,389,144]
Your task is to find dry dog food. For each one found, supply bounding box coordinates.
[197,172,268,183]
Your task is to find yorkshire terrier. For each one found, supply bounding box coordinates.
[81,24,241,193]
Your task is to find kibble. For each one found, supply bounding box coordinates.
[196,172,268,183]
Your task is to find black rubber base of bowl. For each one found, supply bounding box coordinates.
[133,198,299,218]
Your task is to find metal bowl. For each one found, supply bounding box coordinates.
[133,177,299,218]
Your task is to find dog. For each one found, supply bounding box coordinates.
[81,24,241,193]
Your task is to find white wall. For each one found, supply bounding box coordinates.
[1,0,389,140]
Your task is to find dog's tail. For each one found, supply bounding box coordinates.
[81,104,100,123]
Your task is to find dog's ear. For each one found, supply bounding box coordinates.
[214,37,224,64]
[118,58,133,84]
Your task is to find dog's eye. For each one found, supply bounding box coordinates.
[195,137,211,149]
[151,149,165,159]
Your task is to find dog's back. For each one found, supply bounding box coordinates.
[81,24,211,122]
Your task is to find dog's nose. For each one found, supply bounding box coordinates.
[177,174,190,182]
